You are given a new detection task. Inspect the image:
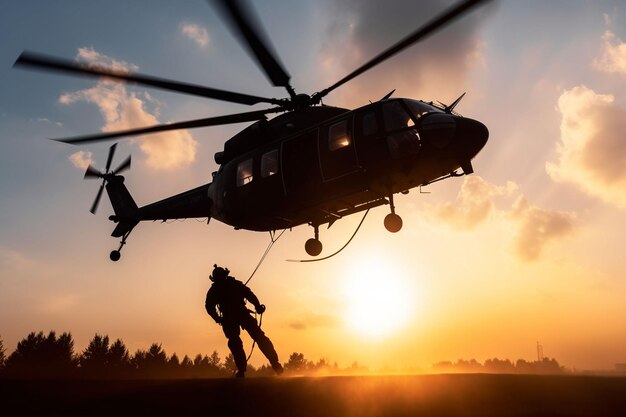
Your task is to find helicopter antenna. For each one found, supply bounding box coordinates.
[380,89,396,101]
[439,92,466,113]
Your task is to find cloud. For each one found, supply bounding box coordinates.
[593,31,626,74]
[546,85,626,208]
[317,0,493,105]
[59,47,197,170]
[425,176,576,262]
[34,118,63,127]
[180,23,210,48]
[68,150,93,171]
[428,176,517,230]
[509,197,576,262]
[288,312,340,330]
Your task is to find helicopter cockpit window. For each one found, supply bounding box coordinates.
[328,120,351,151]
[383,100,415,132]
[261,149,279,178]
[404,99,442,119]
[236,158,253,186]
[383,101,420,158]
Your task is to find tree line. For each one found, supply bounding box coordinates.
[0,332,564,379]
[0,331,358,379]
[432,357,565,374]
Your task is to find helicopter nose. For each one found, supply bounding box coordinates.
[419,113,456,149]
[454,117,489,160]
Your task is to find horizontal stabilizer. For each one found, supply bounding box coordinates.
[111,219,139,238]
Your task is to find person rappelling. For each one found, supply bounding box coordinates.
[205,264,283,378]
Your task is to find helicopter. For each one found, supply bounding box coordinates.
[14,0,490,261]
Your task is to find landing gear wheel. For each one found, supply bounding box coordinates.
[384,213,403,233]
[305,238,323,256]
[109,250,121,262]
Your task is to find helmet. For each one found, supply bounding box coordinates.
[210,264,229,281]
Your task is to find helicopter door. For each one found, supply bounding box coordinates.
[281,130,322,197]
[319,117,359,181]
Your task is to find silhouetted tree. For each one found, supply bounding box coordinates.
[167,353,181,377]
[133,343,168,378]
[80,334,110,377]
[0,335,6,369]
[193,353,209,376]
[456,359,483,372]
[285,352,309,373]
[484,358,515,373]
[252,364,275,377]
[536,357,563,374]
[107,338,132,376]
[223,353,237,374]
[310,358,333,374]
[208,350,221,368]
[5,331,77,378]
[181,354,194,376]
[515,359,532,374]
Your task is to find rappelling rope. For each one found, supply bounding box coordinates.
[243,229,285,362]
[286,208,370,263]
[246,311,263,362]
[245,229,286,285]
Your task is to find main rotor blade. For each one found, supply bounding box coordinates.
[105,143,118,172]
[15,51,286,107]
[52,107,282,145]
[90,182,105,214]
[213,0,295,98]
[311,0,492,103]
[113,155,131,175]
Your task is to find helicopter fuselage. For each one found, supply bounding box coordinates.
[207,97,488,232]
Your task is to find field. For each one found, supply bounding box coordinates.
[2,374,625,416]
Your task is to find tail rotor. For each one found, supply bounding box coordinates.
[83,143,131,214]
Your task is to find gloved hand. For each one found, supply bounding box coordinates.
[256,304,266,314]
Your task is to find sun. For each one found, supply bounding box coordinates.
[342,257,416,338]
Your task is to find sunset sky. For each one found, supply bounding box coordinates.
[1,0,625,371]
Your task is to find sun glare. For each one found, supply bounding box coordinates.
[342,257,416,338]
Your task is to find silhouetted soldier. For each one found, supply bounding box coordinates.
[205,264,283,378]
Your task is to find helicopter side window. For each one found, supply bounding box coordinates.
[328,120,351,151]
[261,149,279,178]
[383,101,415,131]
[236,158,253,186]
[362,112,378,136]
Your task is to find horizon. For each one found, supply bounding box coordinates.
[0,329,581,375]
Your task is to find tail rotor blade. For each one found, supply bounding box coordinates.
[105,143,118,172]
[84,164,102,179]
[90,182,105,214]
[113,155,131,175]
